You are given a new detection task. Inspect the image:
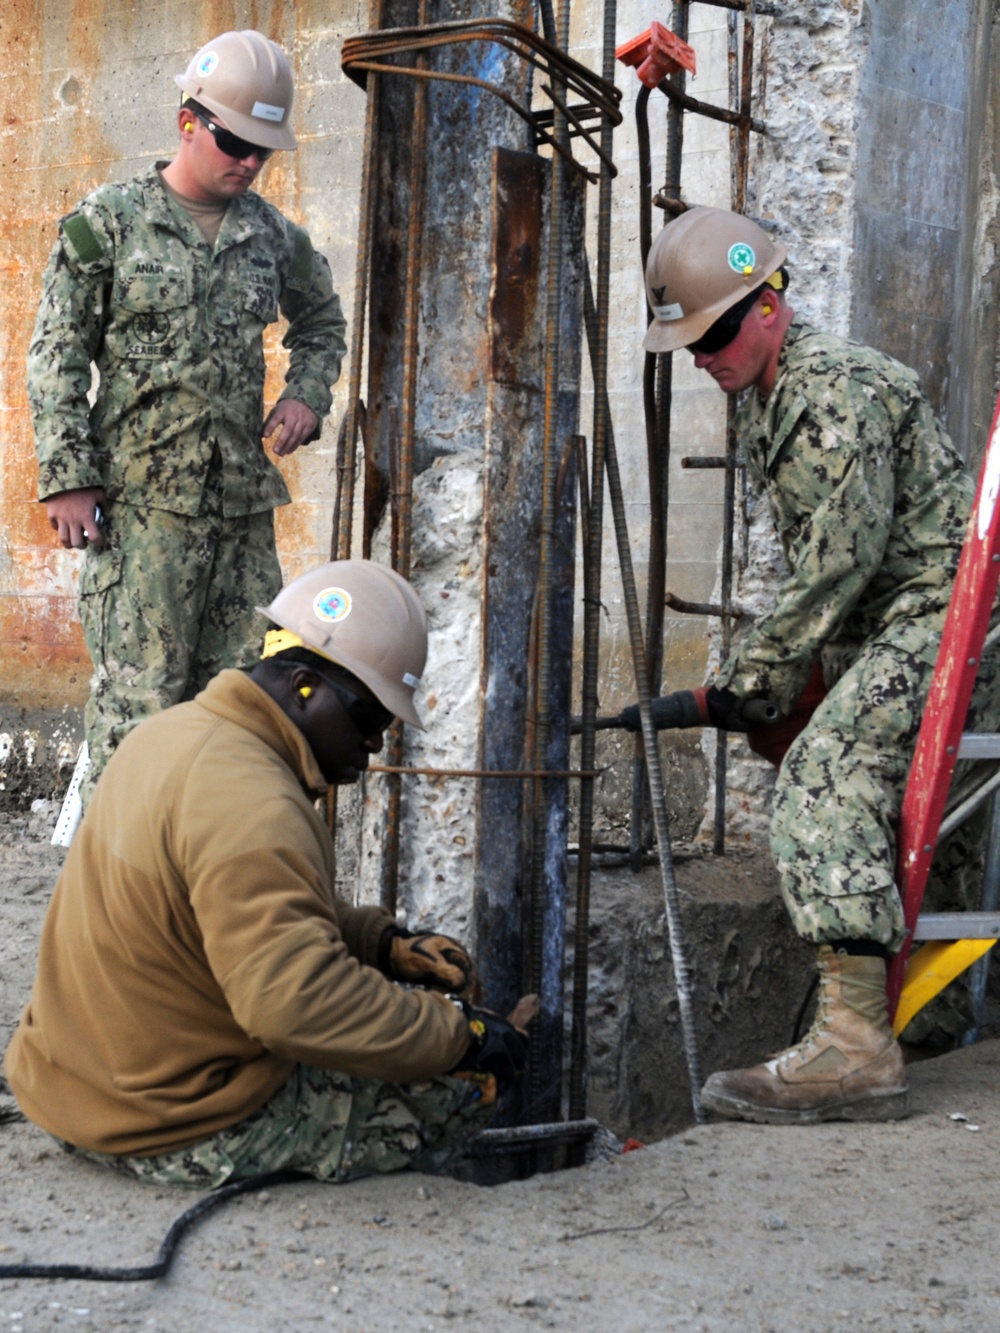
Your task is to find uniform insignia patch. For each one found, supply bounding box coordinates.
[313,587,353,623]
[728,242,755,275]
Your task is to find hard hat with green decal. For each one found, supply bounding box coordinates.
[258,560,428,729]
[643,206,787,353]
[175,30,296,152]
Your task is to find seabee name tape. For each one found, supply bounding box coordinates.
[252,101,286,123]
[313,587,352,623]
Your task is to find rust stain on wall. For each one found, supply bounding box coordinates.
[0,0,107,710]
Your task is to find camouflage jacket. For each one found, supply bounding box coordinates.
[28,162,347,517]
[716,320,974,714]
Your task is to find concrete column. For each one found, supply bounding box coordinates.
[350,0,585,1121]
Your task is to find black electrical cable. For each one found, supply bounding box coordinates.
[0,1169,302,1282]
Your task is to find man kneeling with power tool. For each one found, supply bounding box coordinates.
[614,206,1000,1126]
[5,560,534,1186]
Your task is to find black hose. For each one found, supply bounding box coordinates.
[0,1169,301,1283]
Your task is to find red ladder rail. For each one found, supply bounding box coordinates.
[888,389,1000,1018]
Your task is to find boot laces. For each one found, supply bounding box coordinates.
[771,962,836,1064]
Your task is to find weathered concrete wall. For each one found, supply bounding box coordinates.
[854,0,981,431]
[954,0,1000,473]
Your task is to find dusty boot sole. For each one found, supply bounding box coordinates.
[701,1085,911,1126]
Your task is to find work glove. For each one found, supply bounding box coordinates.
[619,688,711,733]
[449,1004,530,1094]
[380,926,479,1000]
[619,686,778,735]
[703,685,751,732]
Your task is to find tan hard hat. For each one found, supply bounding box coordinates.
[259,560,428,729]
[175,30,296,152]
[643,207,787,353]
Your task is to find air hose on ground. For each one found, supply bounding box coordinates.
[0,1169,301,1283]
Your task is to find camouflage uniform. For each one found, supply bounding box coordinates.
[27,162,347,789]
[63,1065,495,1188]
[717,322,998,981]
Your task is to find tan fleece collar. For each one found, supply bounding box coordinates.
[194,669,328,794]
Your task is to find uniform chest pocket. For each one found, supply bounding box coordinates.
[116,272,190,359]
[245,279,278,325]
[210,270,278,332]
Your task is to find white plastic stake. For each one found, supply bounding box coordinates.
[51,741,89,848]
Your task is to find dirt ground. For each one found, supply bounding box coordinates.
[3,809,1000,1332]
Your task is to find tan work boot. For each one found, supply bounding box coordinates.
[701,946,909,1125]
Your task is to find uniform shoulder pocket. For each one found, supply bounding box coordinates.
[286,224,315,293]
[244,278,279,323]
[59,211,113,277]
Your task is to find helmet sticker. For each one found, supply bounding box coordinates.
[313,587,353,623]
[252,100,286,123]
[196,51,220,78]
[653,301,684,323]
[402,672,422,689]
[728,242,756,276]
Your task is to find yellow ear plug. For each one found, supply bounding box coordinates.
[299,686,313,700]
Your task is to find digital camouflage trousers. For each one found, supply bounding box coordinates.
[771,620,1000,1045]
[76,490,282,800]
[62,1065,495,1188]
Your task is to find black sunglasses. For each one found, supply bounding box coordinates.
[689,286,765,356]
[311,664,395,738]
[191,108,274,163]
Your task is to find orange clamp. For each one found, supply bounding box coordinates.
[615,21,697,89]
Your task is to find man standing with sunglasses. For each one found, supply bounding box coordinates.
[27,30,346,801]
[6,559,535,1185]
[628,206,1000,1124]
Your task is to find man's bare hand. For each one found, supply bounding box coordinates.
[44,487,106,549]
[262,399,320,457]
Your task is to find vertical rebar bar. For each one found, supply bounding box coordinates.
[327,10,382,843]
[526,0,571,1125]
[736,1,755,214]
[727,10,738,202]
[568,0,617,1124]
[330,72,380,563]
[713,0,754,854]
[712,405,738,854]
[380,0,430,914]
[631,86,655,870]
[604,412,706,1123]
[632,0,688,862]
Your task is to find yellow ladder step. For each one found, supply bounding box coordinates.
[893,938,997,1036]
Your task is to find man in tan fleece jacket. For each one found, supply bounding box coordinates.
[5,560,531,1187]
